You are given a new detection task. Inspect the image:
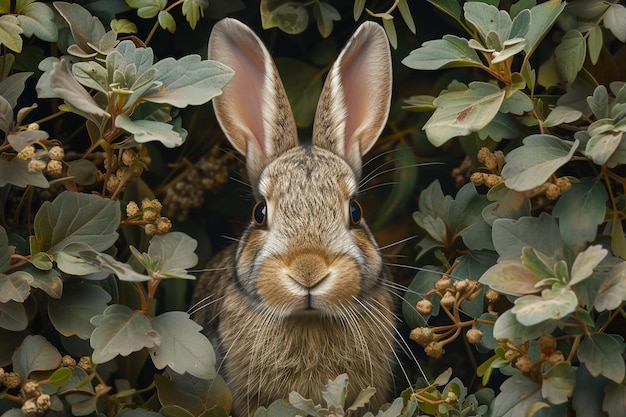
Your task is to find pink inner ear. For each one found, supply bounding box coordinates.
[341,54,372,156]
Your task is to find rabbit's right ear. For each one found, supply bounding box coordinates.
[209,18,298,184]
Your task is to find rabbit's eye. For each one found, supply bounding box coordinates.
[349,199,363,226]
[253,200,267,227]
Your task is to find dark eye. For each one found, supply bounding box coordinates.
[349,199,362,226]
[253,200,267,227]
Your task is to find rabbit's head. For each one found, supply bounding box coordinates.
[209,18,392,318]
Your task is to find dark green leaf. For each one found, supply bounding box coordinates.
[0,157,49,188]
[587,25,602,65]
[34,191,120,254]
[66,159,98,185]
[53,2,108,57]
[0,72,32,108]
[48,283,111,339]
[578,333,625,383]
[312,2,339,38]
[149,311,216,379]
[275,58,322,128]
[594,261,626,311]
[260,1,309,35]
[524,0,566,55]
[90,304,157,363]
[426,0,461,21]
[492,213,563,260]
[12,334,61,379]
[0,299,28,331]
[604,380,626,417]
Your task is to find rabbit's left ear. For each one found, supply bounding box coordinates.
[312,22,392,177]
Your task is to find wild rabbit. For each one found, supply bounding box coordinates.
[191,18,397,417]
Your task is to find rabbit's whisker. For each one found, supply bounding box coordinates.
[378,235,418,250]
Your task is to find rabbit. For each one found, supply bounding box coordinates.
[191,17,396,417]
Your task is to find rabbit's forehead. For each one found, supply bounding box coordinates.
[258,147,358,200]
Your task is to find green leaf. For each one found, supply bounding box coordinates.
[34,191,120,254]
[480,260,540,296]
[135,232,198,279]
[347,386,376,412]
[594,261,626,311]
[275,58,322,128]
[584,123,624,167]
[568,245,607,287]
[604,381,626,417]
[543,105,582,127]
[110,18,138,34]
[36,57,109,118]
[553,179,607,250]
[402,35,483,70]
[492,374,541,417]
[0,271,33,303]
[426,0,461,21]
[313,2,339,38]
[78,248,150,282]
[492,213,563,260]
[48,367,73,387]
[463,2,512,46]
[578,333,625,383]
[16,1,57,42]
[261,1,309,35]
[499,89,533,115]
[116,115,185,148]
[611,212,626,260]
[149,311,216,379]
[322,373,348,408]
[542,362,576,404]
[501,134,579,191]
[48,283,111,339]
[55,243,102,276]
[0,300,28,331]
[157,10,176,33]
[0,15,23,52]
[0,226,10,273]
[90,304,157,363]
[0,157,49,188]
[511,286,578,326]
[12,335,61,379]
[0,72,32,108]
[181,0,207,29]
[66,159,98,185]
[524,0,566,55]
[18,267,59,298]
[53,2,109,57]
[555,29,586,84]
[398,0,416,34]
[254,399,302,417]
[423,82,505,146]
[604,3,626,42]
[587,25,603,65]
[287,392,321,416]
[588,85,609,119]
[72,61,109,94]
[127,0,167,19]
[0,94,11,133]
[381,14,397,50]
[156,372,232,416]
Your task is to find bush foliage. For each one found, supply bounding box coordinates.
[1,1,625,417]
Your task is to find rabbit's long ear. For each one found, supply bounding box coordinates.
[312,22,391,177]
[209,18,298,184]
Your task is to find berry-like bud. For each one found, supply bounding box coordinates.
[20,380,41,400]
[410,327,434,346]
[78,357,92,372]
[440,291,456,309]
[106,175,120,193]
[545,183,560,200]
[28,159,47,173]
[144,223,157,236]
[435,275,452,291]
[4,372,21,388]
[466,328,483,344]
[27,123,39,130]
[424,341,445,359]
[46,160,63,177]
[155,217,172,234]
[515,355,533,373]
[48,146,65,161]
[126,201,140,217]
[416,299,433,315]
[470,172,485,186]
[538,334,557,355]
[485,289,500,303]
[36,394,51,414]
[485,174,503,188]
[548,351,565,365]
[556,177,571,192]
[22,398,37,417]
[62,355,77,368]
[17,145,36,160]
[121,149,138,166]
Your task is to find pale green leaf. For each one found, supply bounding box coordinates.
[353,0,365,20]
[53,2,107,56]
[27,266,62,299]
[578,333,625,383]
[145,231,198,279]
[127,0,166,19]
[492,213,563,260]
[0,72,32,108]
[181,0,207,29]
[542,362,576,404]
[521,246,555,280]
[72,61,109,93]
[157,10,176,33]
[594,261,626,311]
[499,89,533,115]
[78,248,150,282]
[501,134,579,191]
[604,380,626,417]
[0,157,49,188]
[260,1,309,34]
[313,2,339,38]
[569,245,607,287]
[149,311,216,379]
[0,300,28,331]
[424,82,505,146]
[403,95,436,111]
[426,0,461,21]
[116,115,184,148]
[398,0,415,34]
[510,9,531,38]
[492,374,542,417]
[587,25,603,65]
[463,2,512,46]
[543,105,583,127]
[48,283,111,339]
[604,4,626,42]
[479,260,540,296]
[478,112,519,141]
[347,386,376,412]
[90,304,157,363]
[54,243,102,276]
[16,2,57,42]
[322,373,348,409]
[110,18,138,34]
[12,335,61,379]
[34,191,120,254]
[0,94,11,133]
[7,129,49,151]
[553,179,608,250]
[0,271,33,303]
[524,0,566,55]
[0,15,23,52]
[511,286,578,325]
[288,392,321,416]
[402,35,484,71]
[382,14,397,50]
[555,30,586,84]
[585,129,623,167]
[588,85,609,119]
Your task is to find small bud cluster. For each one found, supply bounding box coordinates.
[103,148,146,195]
[17,143,67,178]
[125,198,172,235]
[164,146,234,221]
[19,379,50,417]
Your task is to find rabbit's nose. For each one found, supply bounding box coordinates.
[287,253,330,289]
